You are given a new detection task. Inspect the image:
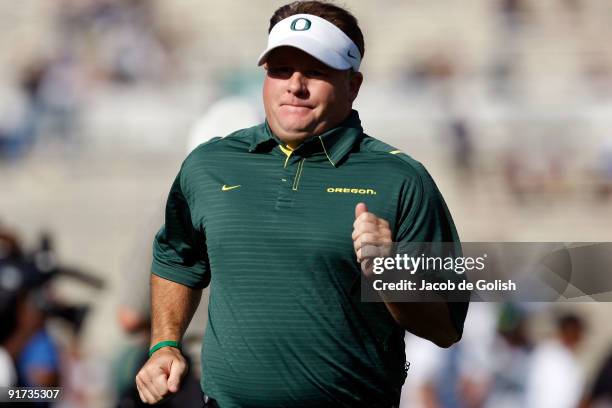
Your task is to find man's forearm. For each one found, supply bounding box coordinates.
[383,301,459,348]
[150,274,202,348]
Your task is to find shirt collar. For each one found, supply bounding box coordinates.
[248,110,363,167]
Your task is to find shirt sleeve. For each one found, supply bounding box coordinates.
[17,329,59,387]
[151,167,210,289]
[394,161,469,338]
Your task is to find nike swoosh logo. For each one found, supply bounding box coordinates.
[347,50,357,59]
[221,184,241,191]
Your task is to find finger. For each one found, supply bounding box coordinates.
[353,232,380,254]
[354,213,387,230]
[151,369,171,399]
[135,378,148,403]
[353,241,372,262]
[137,386,151,404]
[353,213,379,230]
[136,376,157,404]
[356,245,381,263]
[353,234,378,256]
[167,358,186,393]
[375,227,392,243]
[140,368,165,402]
[359,220,392,242]
[362,243,381,260]
[355,242,380,263]
[361,258,375,277]
[351,221,379,241]
[355,202,368,219]
[354,235,368,254]
[141,386,159,404]
[377,218,390,229]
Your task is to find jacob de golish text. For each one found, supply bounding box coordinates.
[372,279,517,292]
[369,253,517,292]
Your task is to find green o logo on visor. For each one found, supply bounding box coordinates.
[290,18,311,31]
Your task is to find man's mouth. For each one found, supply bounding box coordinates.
[281,101,313,108]
[280,104,313,114]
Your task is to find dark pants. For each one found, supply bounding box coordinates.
[202,394,219,408]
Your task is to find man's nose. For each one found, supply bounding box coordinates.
[287,71,307,95]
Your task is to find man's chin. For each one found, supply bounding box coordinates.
[273,126,316,145]
[281,129,313,141]
[277,121,316,137]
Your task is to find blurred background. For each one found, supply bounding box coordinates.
[1,0,612,407]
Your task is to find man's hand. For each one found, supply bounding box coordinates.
[135,346,188,404]
[351,202,460,347]
[352,202,392,276]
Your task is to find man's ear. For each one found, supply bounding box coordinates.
[348,71,363,103]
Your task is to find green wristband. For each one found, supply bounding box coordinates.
[149,340,182,357]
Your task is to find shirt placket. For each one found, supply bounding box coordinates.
[276,146,305,209]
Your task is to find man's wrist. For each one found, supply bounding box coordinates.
[149,340,182,357]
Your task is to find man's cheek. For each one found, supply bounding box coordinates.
[261,79,276,102]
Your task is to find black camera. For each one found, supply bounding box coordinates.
[0,232,104,340]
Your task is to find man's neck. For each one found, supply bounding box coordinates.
[273,110,354,149]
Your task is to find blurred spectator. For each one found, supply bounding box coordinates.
[0,346,15,386]
[15,324,60,388]
[489,0,531,99]
[2,0,177,162]
[587,348,612,407]
[400,303,497,408]
[400,334,445,408]
[54,0,172,85]
[525,313,586,408]
[595,135,612,199]
[561,0,584,18]
[35,53,84,143]
[583,58,612,100]
[498,0,530,31]
[0,82,33,160]
[501,134,571,203]
[447,117,475,181]
[0,231,60,407]
[0,227,104,406]
[405,50,457,100]
[0,230,20,386]
[454,303,498,408]
[485,303,533,408]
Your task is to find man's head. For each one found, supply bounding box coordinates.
[557,313,585,351]
[258,1,365,147]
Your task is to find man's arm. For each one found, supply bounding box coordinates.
[149,274,202,347]
[382,301,459,348]
[135,274,202,405]
[353,203,461,348]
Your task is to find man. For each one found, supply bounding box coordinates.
[136,2,468,407]
[525,313,586,408]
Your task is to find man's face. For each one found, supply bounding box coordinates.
[262,46,362,147]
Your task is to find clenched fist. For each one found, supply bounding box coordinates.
[352,202,393,277]
[135,346,187,404]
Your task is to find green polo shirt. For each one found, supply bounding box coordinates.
[152,110,468,407]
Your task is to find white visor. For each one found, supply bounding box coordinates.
[257,14,361,71]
